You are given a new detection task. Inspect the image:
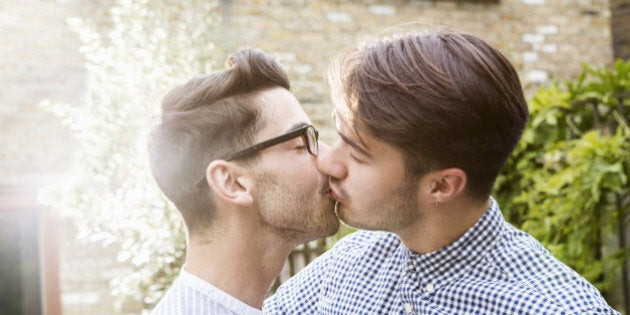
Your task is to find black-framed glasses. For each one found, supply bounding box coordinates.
[223,124,319,161]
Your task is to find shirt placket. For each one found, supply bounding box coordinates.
[399,257,429,315]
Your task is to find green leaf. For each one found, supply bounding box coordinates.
[495,59,630,299]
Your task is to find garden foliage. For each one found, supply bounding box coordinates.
[495,60,630,295]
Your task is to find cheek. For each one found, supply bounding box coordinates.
[289,163,321,188]
[348,167,402,196]
[347,168,378,193]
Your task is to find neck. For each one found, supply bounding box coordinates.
[184,222,294,309]
[398,197,490,254]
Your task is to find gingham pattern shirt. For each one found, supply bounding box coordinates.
[151,268,263,315]
[264,198,619,315]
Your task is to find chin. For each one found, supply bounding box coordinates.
[335,207,371,231]
[315,211,341,238]
[334,206,352,227]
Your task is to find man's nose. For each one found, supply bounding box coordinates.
[317,139,347,180]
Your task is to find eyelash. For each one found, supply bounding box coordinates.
[349,152,364,163]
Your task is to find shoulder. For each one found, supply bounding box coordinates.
[291,230,400,272]
[150,277,182,315]
[330,230,400,257]
[264,230,401,314]
[494,223,551,264]
[152,271,262,315]
[492,223,571,277]
[292,229,400,278]
[324,230,402,278]
[487,223,617,314]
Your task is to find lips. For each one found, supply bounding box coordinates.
[329,185,343,202]
[320,183,334,199]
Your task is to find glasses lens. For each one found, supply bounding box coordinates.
[307,126,318,155]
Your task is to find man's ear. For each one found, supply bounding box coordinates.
[427,168,467,204]
[204,160,254,206]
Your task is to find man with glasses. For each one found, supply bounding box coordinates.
[148,48,339,314]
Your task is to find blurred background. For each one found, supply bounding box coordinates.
[1,0,628,314]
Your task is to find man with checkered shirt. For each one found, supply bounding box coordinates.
[264,27,619,315]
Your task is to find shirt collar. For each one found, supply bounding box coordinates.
[403,197,505,293]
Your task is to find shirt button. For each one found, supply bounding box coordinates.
[425,283,435,293]
[404,303,414,314]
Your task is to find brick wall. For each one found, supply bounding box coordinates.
[0,0,83,179]
[0,0,616,314]
[215,0,613,143]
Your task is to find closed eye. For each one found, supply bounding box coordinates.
[350,151,365,163]
[292,137,308,151]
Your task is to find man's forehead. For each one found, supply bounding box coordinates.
[256,87,309,138]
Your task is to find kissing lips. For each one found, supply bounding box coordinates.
[329,185,343,202]
[322,184,334,199]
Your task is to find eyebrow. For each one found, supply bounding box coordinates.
[286,122,309,133]
[338,131,372,159]
[331,109,373,159]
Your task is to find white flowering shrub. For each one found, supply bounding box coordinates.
[39,0,221,311]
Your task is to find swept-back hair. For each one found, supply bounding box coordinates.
[148,48,290,235]
[328,28,528,199]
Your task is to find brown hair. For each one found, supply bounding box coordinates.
[329,28,529,200]
[148,48,290,235]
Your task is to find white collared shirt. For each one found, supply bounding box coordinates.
[151,268,263,315]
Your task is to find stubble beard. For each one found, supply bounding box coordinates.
[335,179,420,232]
[255,174,339,242]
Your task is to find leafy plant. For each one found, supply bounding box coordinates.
[495,60,630,297]
[38,0,221,311]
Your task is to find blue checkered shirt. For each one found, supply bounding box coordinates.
[264,198,619,314]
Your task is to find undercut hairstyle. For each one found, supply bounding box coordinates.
[328,28,529,200]
[148,48,290,235]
